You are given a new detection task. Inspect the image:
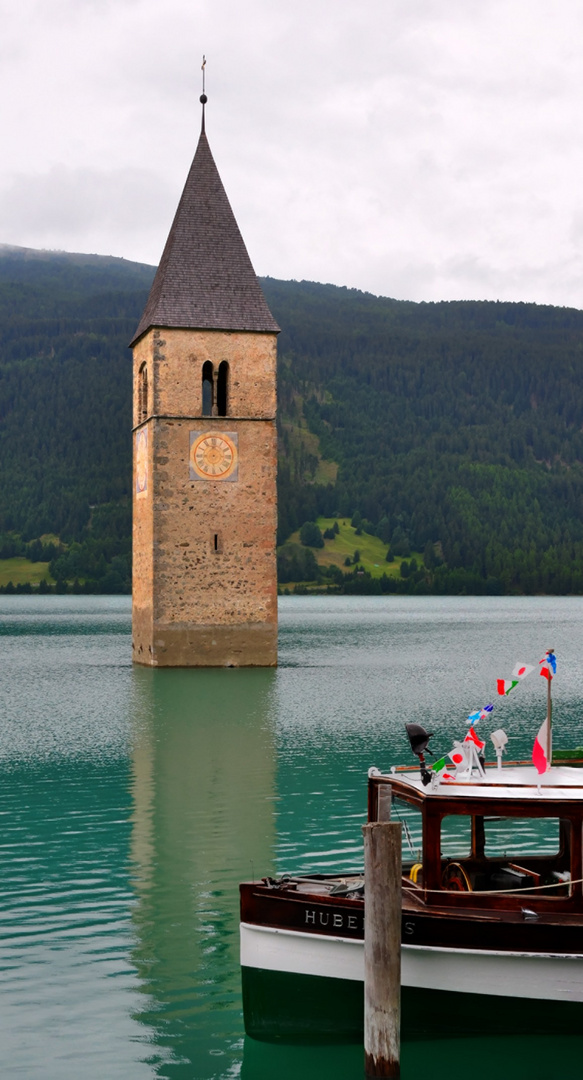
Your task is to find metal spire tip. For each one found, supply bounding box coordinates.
[200,55,207,132]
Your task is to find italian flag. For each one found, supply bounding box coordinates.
[497,679,518,696]
[533,715,551,774]
[431,756,447,773]
[430,758,458,782]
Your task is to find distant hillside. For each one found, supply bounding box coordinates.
[1,245,583,593]
[0,244,155,293]
[264,278,583,593]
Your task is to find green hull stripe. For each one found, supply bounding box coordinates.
[242,966,583,1044]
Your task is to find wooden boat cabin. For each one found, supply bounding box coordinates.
[368,765,583,914]
[240,760,583,1042]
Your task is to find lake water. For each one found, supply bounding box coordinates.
[1,595,583,1078]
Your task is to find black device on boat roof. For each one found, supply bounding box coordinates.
[405,723,434,757]
[405,723,434,786]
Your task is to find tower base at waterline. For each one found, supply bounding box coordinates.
[132,618,277,667]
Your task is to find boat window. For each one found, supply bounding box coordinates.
[483,817,561,858]
[391,794,423,866]
[440,815,472,858]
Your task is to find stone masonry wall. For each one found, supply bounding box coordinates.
[132,327,277,425]
[132,326,278,667]
[132,415,154,662]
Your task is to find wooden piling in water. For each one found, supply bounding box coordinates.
[362,821,402,1078]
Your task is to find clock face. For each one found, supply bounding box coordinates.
[189,432,238,481]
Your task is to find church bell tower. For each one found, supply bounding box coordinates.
[131,94,279,667]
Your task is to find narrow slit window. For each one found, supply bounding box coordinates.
[202,361,214,416]
[217,361,229,417]
[138,363,148,423]
[214,533,218,551]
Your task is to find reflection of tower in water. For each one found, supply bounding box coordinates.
[128,667,276,1075]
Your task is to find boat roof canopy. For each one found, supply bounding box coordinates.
[372,764,583,802]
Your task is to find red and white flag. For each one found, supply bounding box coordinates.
[512,662,534,681]
[533,715,551,774]
[539,650,557,682]
[464,726,485,752]
[449,743,467,768]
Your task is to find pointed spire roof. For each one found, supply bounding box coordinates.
[130,129,279,346]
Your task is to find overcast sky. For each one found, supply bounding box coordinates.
[2,0,583,306]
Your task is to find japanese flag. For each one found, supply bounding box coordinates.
[449,742,467,768]
[512,663,534,680]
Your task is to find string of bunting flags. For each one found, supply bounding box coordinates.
[429,650,557,780]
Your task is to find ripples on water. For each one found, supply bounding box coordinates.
[0,595,582,1078]
[0,599,146,1077]
[275,596,583,875]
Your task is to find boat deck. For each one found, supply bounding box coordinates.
[378,763,583,798]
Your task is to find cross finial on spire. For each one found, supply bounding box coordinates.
[200,55,207,133]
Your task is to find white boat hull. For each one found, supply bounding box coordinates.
[240,921,583,1003]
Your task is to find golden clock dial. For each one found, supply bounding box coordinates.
[190,433,238,480]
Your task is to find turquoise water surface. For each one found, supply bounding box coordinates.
[1,595,582,1078]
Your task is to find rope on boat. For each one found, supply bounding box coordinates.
[265,873,582,897]
[414,875,583,897]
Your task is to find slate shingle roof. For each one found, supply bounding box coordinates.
[130,130,279,346]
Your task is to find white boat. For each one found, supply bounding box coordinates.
[241,743,583,1041]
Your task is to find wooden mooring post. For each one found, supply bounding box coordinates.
[362,821,402,1078]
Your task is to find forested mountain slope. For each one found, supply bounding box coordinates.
[0,246,149,589]
[265,279,583,592]
[1,245,583,593]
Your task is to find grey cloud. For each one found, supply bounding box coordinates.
[2,0,583,305]
[0,166,174,260]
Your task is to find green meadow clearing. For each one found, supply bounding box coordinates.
[0,559,53,586]
[286,517,424,580]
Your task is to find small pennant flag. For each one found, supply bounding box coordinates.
[497,679,518,696]
[431,756,457,781]
[449,742,467,768]
[467,703,494,725]
[431,756,448,773]
[533,715,551,774]
[512,663,534,681]
[464,726,485,752]
[540,650,557,681]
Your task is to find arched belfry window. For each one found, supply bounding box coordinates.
[217,361,229,417]
[202,361,214,416]
[138,363,148,423]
